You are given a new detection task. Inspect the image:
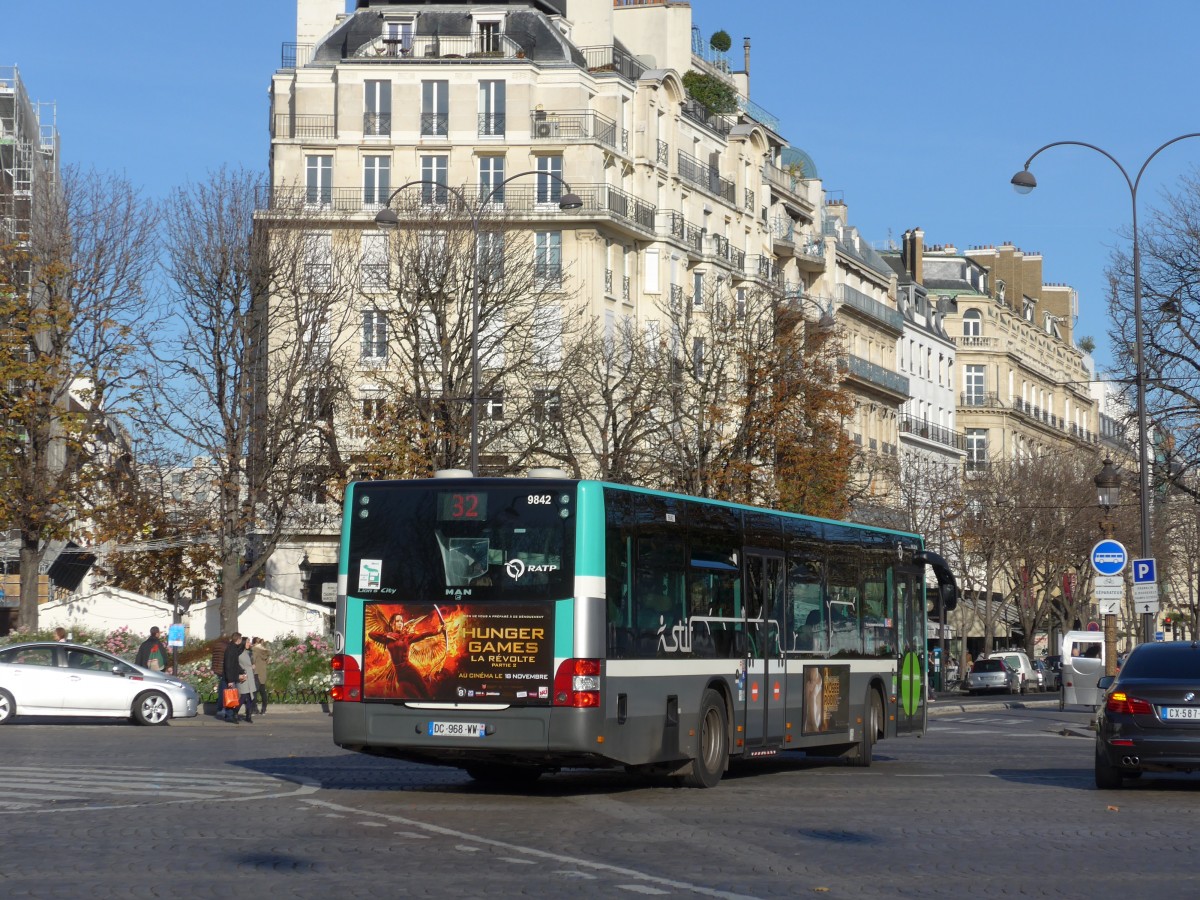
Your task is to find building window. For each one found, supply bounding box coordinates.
[533,388,561,422]
[534,231,562,287]
[421,80,449,137]
[485,388,505,421]
[361,392,386,422]
[966,429,988,471]
[360,232,389,293]
[383,18,414,55]
[692,336,704,379]
[479,80,505,136]
[536,155,563,205]
[692,269,704,308]
[479,155,505,204]
[477,230,505,289]
[364,80,391,136]
[960,309,979,338]
[964,364,985,405]
[533,305,563,369]
[421,155,448,205]
[736,286,746,321]
[361,309,388,361]
[476,19,503,54]
[305,155,332,207]
[362,155,390,207]
[644,248,660,294]
[303,232,332,291]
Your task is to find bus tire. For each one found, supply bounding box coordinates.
[682,689,728,788]
[846,688,881,768]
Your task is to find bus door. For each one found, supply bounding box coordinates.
[894,565,926,735]
[743,550,786,749]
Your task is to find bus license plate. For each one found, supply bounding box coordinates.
[428,721,487,738]
[1164,707,1200,720]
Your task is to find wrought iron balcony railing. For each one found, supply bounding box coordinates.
[530,110,617,149]
[677,150,735,203]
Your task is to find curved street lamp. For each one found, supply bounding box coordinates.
[374,171,582,475]
[1012,134,1200,643]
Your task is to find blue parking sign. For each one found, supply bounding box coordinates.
[1133,558,1157,584]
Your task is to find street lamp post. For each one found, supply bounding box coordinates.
[374,173,582,476]
[1012,134,1200,644]
[1095,457,1121,677]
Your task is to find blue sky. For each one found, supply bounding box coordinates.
[6,0,1200,373]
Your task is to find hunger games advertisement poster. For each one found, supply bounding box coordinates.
[362,602,554,704]
[800,664,850,735]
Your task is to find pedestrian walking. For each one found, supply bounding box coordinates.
[251,637,270,715]
[236,636,257,723]
[221,632,246,724]
[210,636,229,720]
[135,626,169,671]
[54,627,68,642]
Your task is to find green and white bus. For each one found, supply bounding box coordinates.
[331,474,957,787]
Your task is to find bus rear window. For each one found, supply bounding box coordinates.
[347,482,576,602]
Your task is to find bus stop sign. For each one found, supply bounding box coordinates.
[1091,539,1128,577]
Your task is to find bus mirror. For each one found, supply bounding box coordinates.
[940,582,958,613]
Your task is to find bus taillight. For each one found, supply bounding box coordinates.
[553,658,601,708]
[331,654,362,702]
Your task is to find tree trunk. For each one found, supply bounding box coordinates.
[18,532,44,632]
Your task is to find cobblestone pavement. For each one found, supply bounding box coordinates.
[1,704,1196,898]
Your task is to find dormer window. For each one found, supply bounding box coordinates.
[1044,313,1062,339]
[382,16,415,56]
[1023,298,1035,321]
[996,279,1006,303]
[472,14,506,54]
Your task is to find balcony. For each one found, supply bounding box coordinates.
[960,391,1003,409]
[680,99,735,138]
[954,335,999,350]
[420,113,448,137]
[744,254,782,285]
[677,150,735,204]
[530,110,618,151]
[465,183,656,233]
[659,211,704,253]
[898,414,966,451]
[478,113,505,137]
[837,284,903,333]
[363,113,391,137]
[842,355,910,399]
[578,45,648,83]
[354,33,525,61]
[272,114,335,140]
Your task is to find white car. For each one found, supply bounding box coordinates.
[0,642,199,725]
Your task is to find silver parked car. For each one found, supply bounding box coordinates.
[0,642,199,725]
[965,657,1020,695]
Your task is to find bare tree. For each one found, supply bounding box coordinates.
[1106,169,1200,513]
[350,197,584,477]
[146,168,358,633]
[0,168,158,630]
[551,312,665,484]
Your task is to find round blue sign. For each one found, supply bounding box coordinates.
[1091,539,1128,576]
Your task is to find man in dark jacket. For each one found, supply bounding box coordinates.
[135,627,168,671]
[221,632,245,723]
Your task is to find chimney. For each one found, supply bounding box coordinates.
[901,228,924,284]
[743,37,751,78]
[912,228,924,285]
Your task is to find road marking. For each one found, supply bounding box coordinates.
[0,766,318,815]
[304,797,764,900]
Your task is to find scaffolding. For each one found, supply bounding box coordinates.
[0,65,59,260]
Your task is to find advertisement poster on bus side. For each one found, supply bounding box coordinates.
[801,664,850,735]
[362,602,554,704]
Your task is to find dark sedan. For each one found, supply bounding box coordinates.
[1095,641,1200,789]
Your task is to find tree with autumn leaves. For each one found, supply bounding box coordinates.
[0,169,158,630]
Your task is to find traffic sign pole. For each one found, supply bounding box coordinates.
[1092,538,1126,678]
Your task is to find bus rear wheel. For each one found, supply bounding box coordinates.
[682,689,728,788]
[846,688,881,768]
